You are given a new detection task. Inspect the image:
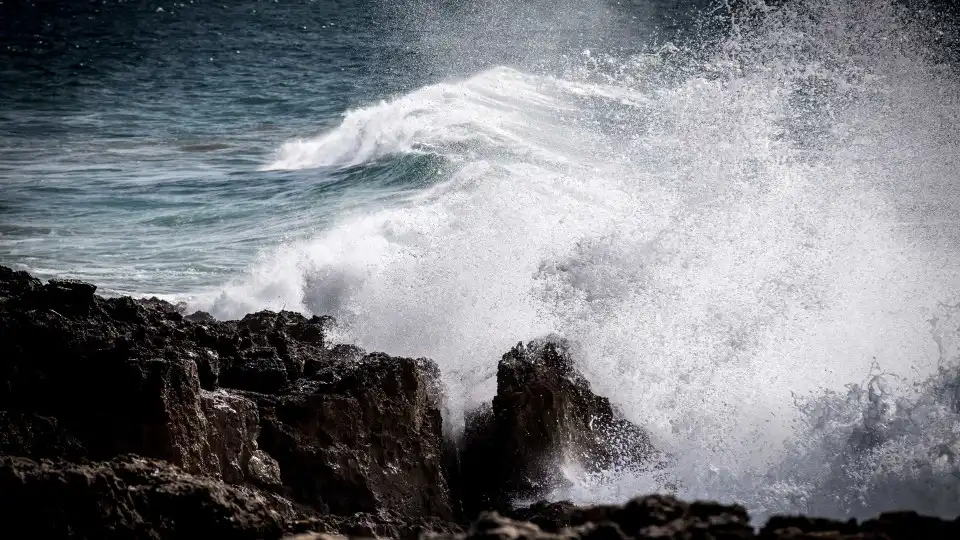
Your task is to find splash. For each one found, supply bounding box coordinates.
[205,0,960,519]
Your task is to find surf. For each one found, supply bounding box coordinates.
[200,0,960,521]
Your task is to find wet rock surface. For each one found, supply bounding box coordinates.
[1,266,959,539]
[458,338,664,515]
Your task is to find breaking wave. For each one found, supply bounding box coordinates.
[202,0,960,521]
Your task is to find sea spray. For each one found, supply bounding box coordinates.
[205,0,960,520]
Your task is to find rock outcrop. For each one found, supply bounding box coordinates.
[3,266,960,540]
[424,496,960,540]
[458,338,663,515]
[0,265,454,520]
[0,455,302,539]
[253,353,453,518]
[201,388,282,487]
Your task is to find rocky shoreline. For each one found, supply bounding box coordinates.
[0,265,957,539]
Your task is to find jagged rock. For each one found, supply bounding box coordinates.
[0,293,278,486]
[760,512,960,539]
[186,310,216,323]
[135,296,187,316]
[0,411,86,459]
[284,534,351,540]
[0,455,308,539]
[459,338,661,515]
[256,353,454,518]
[304,343,365,378]
[503,495,754,539]
[0,267,325,484]
[0,266,456,518]
[488,496,960,539]
[0,266,43,301]
[219,310,334,393]
[201,389,282,487]
[0,295,213,471]
[445,512,574,540]
[287,511,461,540]
[222,345,293,393]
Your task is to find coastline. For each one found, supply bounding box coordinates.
[1,264,958,539]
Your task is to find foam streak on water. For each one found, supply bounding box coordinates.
[200,0,960,521]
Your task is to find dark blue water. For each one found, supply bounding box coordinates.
[2,0,960,523]
[1,0,411,292]
[0,0,706,294]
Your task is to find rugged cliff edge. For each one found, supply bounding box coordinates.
[0,265,957,539]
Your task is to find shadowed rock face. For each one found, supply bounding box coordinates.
[0,455,299,540]
[458,338,663,516]
[0,265,454,519]
[254,353,453,518]
[0,411,85,460]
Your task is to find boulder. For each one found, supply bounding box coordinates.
[256,353,454,518]
[0,455,306,539]
[459,338,662,515]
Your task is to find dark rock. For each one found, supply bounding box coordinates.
[505,495,753,539]
[0,411,86,459]
[859,511,960,539]
[219,311,335,393]
[509,500,582,532]
[0,267,327,482]
[45,278,98,313]
[460,338,662,515]
[288,512,461,540]
[186,310,216,323]
[424,512,573,540]
[221,345,292,393]
[201,389,282,487]
[761,516,860,537]
[284,534,352,540]
[304,343,365,378]
[431,496,753,540]
[0,266,43,302]
[0,455,307,539]
[257,353,454,518]
[135,296,187,316]
[81,356,211,472]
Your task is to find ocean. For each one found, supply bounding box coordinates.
[2,0,960,523]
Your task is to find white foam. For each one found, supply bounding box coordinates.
[208,0,960,520]
[262,67,588,170]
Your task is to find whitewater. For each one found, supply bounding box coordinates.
[191,0,960,521]
[5,0,957,524]
[176,0,960,517]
